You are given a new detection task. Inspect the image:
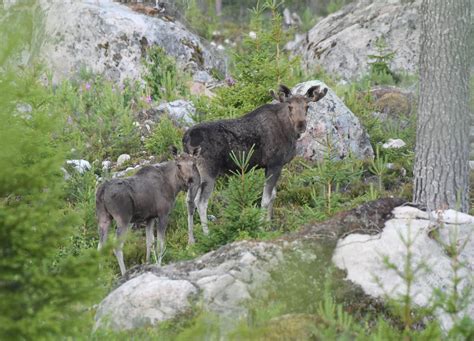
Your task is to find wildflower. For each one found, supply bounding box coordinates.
[225,76,236,87]
[85,82,91,90]
[145,95,152,104]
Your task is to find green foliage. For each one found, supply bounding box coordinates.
[144,46,189,102]
[195,147,266,253]
[55,75,143,161]
[145,116,184,157]
[182,0,218,40]
[63,166,100,254]
[195,0,300,121]
[369,145,389,192]
[0,66,105,339]
[367,37,399,85]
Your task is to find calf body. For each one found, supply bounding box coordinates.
[96,151,199,275]
[183,84,328,242]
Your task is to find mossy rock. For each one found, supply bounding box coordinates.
[374,92,412,117]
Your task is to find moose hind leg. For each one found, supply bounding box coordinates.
[145,219,155,263]
[156,214,169,266]
[113,217,131,276]
[97,213,112,250]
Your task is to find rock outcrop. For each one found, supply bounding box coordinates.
[35,0,225,84]
[293,81,374,161]
[95,240,285,330]
[95,198,403,331]
[333,206,474,331]
[291,0,421,80]
[95,198,474,332]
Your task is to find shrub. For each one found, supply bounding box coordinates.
[56,75,143,161]
[145,116,184,157]
[367,37,400,85]
[195,0,300,121]
[143,46,189,102]
[0,66,104,339]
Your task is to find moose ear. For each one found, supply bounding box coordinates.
[169,145,179,156]
[192,146,201,158]
[305,85,328,102]
[269,89,279,101]
[277,84,292,102]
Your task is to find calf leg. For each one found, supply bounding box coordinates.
[186,183,200,245]
[97,213,112,250]
[156,214,169,266]
[113,217,131,276]
[196,176,216,235]
[145,219,155,263]
[261,167,282,221]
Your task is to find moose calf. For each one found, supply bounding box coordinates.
[96,148,200,275]
[183,84,328,243]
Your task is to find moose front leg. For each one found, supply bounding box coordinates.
[261,167,282,221]
[186,182,200,245]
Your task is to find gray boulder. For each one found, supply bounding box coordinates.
[291,0,421,80]
[333,206,474,331]
[36,0,226,84]
[293,81,374,161]
[155,100,196,126]
[95,241,285,331]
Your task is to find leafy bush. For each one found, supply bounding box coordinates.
[144,46,189,102]
[195,0,300,121]
[0,67,105,339]
[195,147,266,253]
[56,75,143,161]
[367,37,400,85]
[145,116,184,157]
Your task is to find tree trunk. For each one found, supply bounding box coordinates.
[215,0,222,17]
[413,0,471,212]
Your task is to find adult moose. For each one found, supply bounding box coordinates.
[183,84,328,243]
[96,148,200,275]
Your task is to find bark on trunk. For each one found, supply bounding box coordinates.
[215,0,222,17]
[413,0,471,212]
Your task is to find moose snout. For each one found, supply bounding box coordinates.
[187,177,194,185]
[297,121,306,133]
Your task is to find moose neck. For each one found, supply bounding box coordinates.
[278,104,301,141]
[172,162,188,194]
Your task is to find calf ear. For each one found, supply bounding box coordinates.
[169,145,179,156]
[192,146,201,158]
[306,85,328,102]
[270,84,292,103]
[277,84,292,102]
[269,89,279,101]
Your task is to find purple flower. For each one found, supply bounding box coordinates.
[85,82,91,91]
[145,95,152,104]
[225,76,236,87]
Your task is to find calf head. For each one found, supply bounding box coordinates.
[272,84,328,135]
[171,146,200,187]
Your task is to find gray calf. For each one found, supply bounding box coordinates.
[183,84,328,243]
[96,148,200,275]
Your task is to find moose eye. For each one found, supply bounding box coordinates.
[177,164,182,170]
[288,105,293,112]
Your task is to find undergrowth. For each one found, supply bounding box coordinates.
[3,1,465,339]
